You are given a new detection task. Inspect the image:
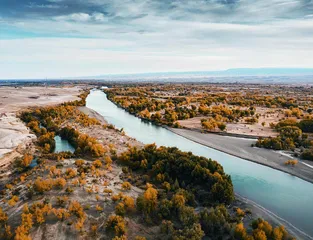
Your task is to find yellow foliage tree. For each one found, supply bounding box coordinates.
[0,207,8,225]
[15,225,31,240]
[33,177,53,193]
[54,178,66,189]
[8,195,19,207]
[105,215,126,236]
[69,201,85,219]
[93,159,102,168]
[143,184,158,214]
[21,213,33,230]
[253,229,267,240]
[234,223,247,240]
[121,182,132,191]
[21,154,33,168]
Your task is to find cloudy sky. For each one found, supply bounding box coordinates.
[0,0,313,79]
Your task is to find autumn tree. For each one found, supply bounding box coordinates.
[8,195,19,207]
[138,184,158,215]
[105,215,126,236]
[115,203,126,216]
[33,178,53,193]
[54,178,66,189]
[69,201,85,219]
[75,159,85,167]
[121,182,132,191]
[93,159,102,168]
[0,207,8,226]
[15,225,31,240]
[234,223,247,240]
[22,154,33,168]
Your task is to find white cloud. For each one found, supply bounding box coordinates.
[55,13,91,22]
[54,12,108,23]
[92,13,107,22]
[0,0,313,78]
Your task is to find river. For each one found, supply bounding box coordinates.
[86,89,313,238]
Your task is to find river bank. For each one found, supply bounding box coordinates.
[235,193,313,240]
[168,127,313,184]
[78,106,107,125]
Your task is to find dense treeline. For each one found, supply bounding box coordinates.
[118,144,234,205]
[256,118,313,160]
[118,144,234,238]
[114,144,293,239]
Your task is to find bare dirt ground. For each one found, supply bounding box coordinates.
[0,86,82,166]
[0,86,81,113]
[226,107,284,137]
[178,107,284,137]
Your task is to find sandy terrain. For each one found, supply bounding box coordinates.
[169,128,313,184]
[0,86,81,113]
[0,86,82,166]
[78,106,107,125]
[78,106,143,154]
[226,107,283,137]
[0,113,35,154]
[0,113,36,169]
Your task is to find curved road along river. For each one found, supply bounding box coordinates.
[87,89,313,238]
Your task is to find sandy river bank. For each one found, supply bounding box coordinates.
[168,127,313,184]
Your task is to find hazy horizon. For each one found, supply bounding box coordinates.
[1,67,313,81]
[1,69,313,85]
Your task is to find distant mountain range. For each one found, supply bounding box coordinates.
[77,68,313,79]
[1,68,313,84]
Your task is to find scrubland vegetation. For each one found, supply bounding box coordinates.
[105,84,313,161]
[106,86,257,129]
[0,88,296,240]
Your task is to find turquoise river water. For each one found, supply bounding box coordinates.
[54,135,75,153]
[86,89,313,238]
